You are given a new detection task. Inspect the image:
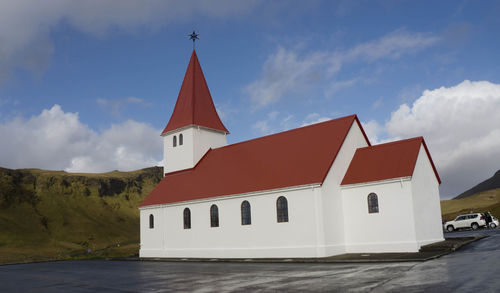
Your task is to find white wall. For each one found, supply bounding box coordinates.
[192,126,227,165]
[410,145,444,247]
[342,179,419,252]
[320,121,369,256]
[139,185,327,258]
[163,126,227,174]
[139,207,166,254]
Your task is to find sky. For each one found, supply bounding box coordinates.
[0,0,499,199]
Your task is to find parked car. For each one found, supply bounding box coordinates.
[489,216,499,228]
[443,213,486,232]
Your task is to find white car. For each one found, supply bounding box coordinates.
[489,216,499,229]
[444,213,486,232]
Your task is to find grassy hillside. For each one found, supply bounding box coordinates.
[0,166,162,264]
[454,169,500,199]
[441,188,500,221]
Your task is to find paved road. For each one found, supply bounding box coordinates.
[1,229,500,292]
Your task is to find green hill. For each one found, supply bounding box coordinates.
[454,169,500,199]
[0,166,162,264]
[441,188,500,221]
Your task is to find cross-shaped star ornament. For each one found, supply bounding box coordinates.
[188,30,199,49]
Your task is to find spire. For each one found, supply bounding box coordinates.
[161,50,229,135]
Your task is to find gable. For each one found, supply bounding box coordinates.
[140,115,370,207]
[341,137,441,186]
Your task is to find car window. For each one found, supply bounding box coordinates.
[456,216,466,221]
[471,214,478,218]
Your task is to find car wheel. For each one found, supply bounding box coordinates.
[447,225,454,232]
[490,223,497,229]
[471,223,479,230]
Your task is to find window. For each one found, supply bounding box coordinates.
[241,201,251,225]
[276,196,288,223]
[173,135,177,147]
[179,133,183,145]
[367,193,379,214]
[183,208,191,229]
[210,204,219,227]
[149,214,154,229]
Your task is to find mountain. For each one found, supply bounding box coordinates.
[454,169,500,199]
[0,166,162,264]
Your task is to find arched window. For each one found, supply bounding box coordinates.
[149,214,154,229]
[173,136,177,147]
[368,193,379,214]
[183,208,191,229]
[210,204,219,227]
[179,133,183,145]
[276,196,288,223]
[241,201,251,225]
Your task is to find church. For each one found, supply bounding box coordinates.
[138,49,444,259]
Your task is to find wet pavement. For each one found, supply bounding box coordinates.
[1,229,500,292]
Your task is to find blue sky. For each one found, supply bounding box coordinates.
[1,0,499,199]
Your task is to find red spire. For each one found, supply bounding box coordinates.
[161,50,229,135]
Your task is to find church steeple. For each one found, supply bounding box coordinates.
[161,50,229,135]
[161,50,229,175]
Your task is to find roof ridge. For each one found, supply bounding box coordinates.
[213,114,356,152]
[357,136,423,151]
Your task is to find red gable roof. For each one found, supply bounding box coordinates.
[341,137,441,185]
[161,50,229,135]
[140,115,369,207]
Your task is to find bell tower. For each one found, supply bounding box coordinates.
[161,50,229,175]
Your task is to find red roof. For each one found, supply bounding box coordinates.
[341,137,441,185]
[140,115,370,207]
[161,50,229,135]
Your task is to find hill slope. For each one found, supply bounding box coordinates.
[454,169,500,199]
[0,166,162,263]
[441,187,500,221]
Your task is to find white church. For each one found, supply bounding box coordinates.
[138,50,444,259]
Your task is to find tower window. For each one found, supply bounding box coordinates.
[368,193,379,214]
[179,133,183,145]
[149,214,154,229]
[277,196,288,223]
[183,208,191,229]
[210,204,219,227]
[173,136,177,147]
[241,201,251,225]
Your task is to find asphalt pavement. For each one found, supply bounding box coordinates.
[1,228,499,292]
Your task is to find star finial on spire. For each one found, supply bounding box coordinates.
[188,30,199,50]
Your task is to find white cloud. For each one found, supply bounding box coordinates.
[374,80,500,198]
[301,113,331,126]
[252,120,271,135]
[0,104,162,172]
[0,0,261,86]
[343,29,439,62]
[245,47,327,108]
[246,29,439,108]
[97,96,148,116]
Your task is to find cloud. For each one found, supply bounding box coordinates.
[301,113,331,126]
[97,96,149,116]
[369,80,500,198]
[245,47,327,108]
[0,0,262,86]
[246,29,439,107]
[0,104,162,172]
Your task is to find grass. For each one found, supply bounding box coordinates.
[441,188,500,221]
[0,167,161,264]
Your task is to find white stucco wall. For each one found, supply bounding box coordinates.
[139,185,328,258]
[410,145,444,247]
[320,121,369,256]
[341,178,419,252]
[163,126,227,174]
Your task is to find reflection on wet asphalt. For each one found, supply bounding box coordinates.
[1,229,499,292]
